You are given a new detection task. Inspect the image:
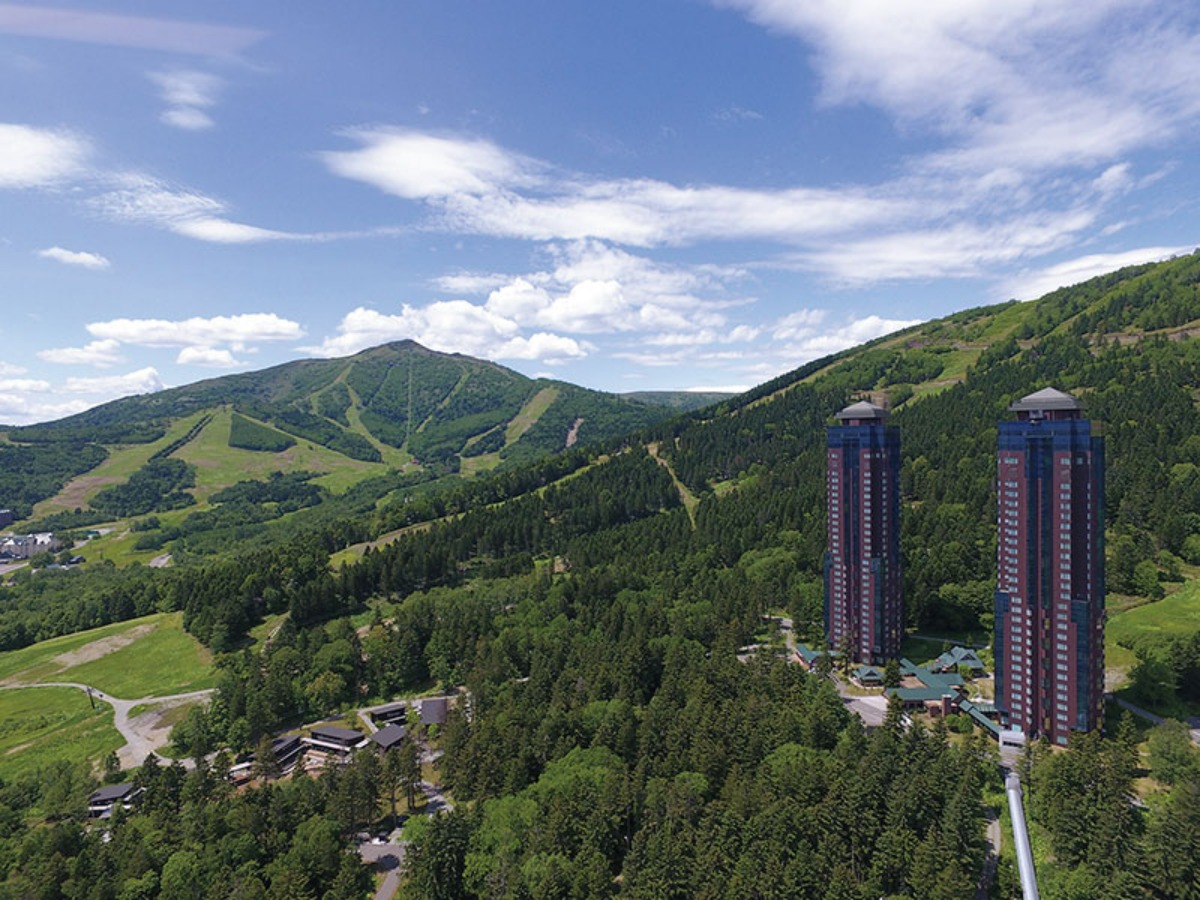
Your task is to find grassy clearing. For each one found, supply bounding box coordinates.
[341,383,411,469]
[460,453,502,475]
[0,612,214,697]
[1106,578,1200,671]
[647,442,698,526]
[0,686,123,781]
[178,407,388,497]
[505,387,559,445]
[249,613,290,650]
[30,413,211,519]
[329,520,438,569]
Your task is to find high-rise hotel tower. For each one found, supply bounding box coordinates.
[825,400,903,665]
[995,388,1105,744]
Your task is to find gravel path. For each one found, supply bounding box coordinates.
[0,681,215,768]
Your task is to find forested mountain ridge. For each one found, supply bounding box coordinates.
[0,340,672,531]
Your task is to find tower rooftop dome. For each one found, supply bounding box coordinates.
[1009,387,1081,414]
[835,400,888,421]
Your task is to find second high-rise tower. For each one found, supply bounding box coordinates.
[995,387,1105,744]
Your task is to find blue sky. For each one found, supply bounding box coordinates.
[2,1,1199,424]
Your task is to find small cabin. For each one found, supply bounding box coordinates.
[88,783,142,818]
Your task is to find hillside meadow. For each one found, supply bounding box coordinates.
[0,686,123,781]
[0,611,215,698]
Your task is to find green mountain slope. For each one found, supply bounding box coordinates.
[0,341,672,529]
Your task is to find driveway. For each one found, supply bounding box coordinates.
[359,837,406,900]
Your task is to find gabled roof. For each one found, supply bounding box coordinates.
[795,643,822,663]
[935,646,985,670]
[1009,387,1081,413]
[372,701,409,716]
[852,665,883,682]
[420,697,449,724]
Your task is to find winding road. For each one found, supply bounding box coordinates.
[0,681,215,768]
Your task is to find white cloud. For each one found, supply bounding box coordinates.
[62,367,163,396]
[0,366,164,425]
[0,362,27,375]
[176,346,241,367]
[38,339,123,367]
[317,110,1193,293]
[323,130,908,248]
[0,123,88,188]
[774,313,923,362]
[773,309,827,342]
[87,312,304,348]
[0,396,92,426]
[90,173,398,244]
[1002,246,1197,302]
[307,304,588,364]
[719,0,1200,184]
[480,241,745,342]
[37,246,110,269]
[171,217,291,243]
[713,106,762,123]
[796,208,1099,285]
[434,272,514,294]
[0,5,266,56]
[440,176,905,248]
[322,129,542,200]
[90,174,297,243]
[497,333,589,363]
[162,107,214,131]
[0,377,50,391]
[535,280,630,333]
[151,70,221,131]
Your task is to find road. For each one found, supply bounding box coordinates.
[975,807,1001,900]
[0,681,215,767]
[359,838,406,900]
[1109,693,1200,745]
[355,775,454,900]
[775,616,892,727]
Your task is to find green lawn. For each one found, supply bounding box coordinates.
[0,612,215,698]
[0,686,124,781]
[1106,579,1200,670]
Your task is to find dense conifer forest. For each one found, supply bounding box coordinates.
[5,256,1200,896]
